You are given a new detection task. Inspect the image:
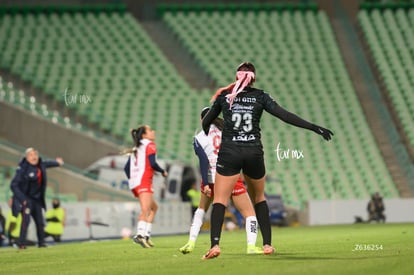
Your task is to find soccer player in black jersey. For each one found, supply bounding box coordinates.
[202,62,333,259]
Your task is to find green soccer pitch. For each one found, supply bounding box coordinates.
[1,223,413,275]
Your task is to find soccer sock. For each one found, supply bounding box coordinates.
[255,201,272,246]
[189,208,205,242]
[245,216,258,246]
[210,203,225,248]
[137,220,147,237]
[145,223,152,238]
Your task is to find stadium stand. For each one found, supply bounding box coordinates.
[0,75,84,131]
[0,166,13,202]
[358,6,414,149]
[0,5,210,162]
[0,73,128,147]
[0,3,408,208]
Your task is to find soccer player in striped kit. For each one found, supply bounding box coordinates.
[124,125,168,248]
[202,62,333,259]
[179,107,262,255]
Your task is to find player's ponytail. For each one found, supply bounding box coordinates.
[121,126,147,155]
[131,126,146,148]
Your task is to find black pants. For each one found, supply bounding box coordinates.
[19,200,45,246]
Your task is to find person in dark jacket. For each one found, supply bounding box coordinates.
[10,148,64,249]
[367,192,386,223]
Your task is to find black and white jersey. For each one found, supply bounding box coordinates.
[202,86,315,146]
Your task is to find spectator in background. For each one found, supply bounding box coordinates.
[0,206,5,247]
[44,198,65,242]
[5,197,23,247]
[367,192,386,223]
[367,194,376,222]
[186,182,201,217]
[110,158,116,169]
[375,194,386,223]
[10,147,64,249]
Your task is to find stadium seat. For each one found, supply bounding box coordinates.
[358,8,414,152]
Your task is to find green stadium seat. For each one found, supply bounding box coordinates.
[358,8,414,150]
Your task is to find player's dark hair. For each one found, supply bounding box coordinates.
[131,125,147,148]
[120,125,148,155]
[237,62,256,73]
[201,107,224,131]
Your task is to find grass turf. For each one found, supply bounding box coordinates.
[1,223,412,275]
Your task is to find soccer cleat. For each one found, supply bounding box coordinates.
[179,240,195,254]
[246,245,263,254]
[202,245,221,260]
[263,245,275,255]
[145,236,154,247]
[132,235,150,248]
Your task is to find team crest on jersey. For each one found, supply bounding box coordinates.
[29,172,35,177]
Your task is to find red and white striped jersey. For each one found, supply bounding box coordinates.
[128,138,157,190]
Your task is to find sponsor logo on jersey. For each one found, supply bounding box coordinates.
[232,135,256,142]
